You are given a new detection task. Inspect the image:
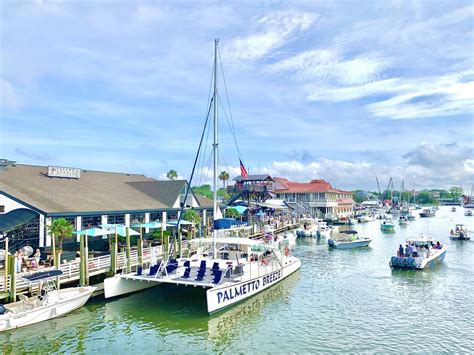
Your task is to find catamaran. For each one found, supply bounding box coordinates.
[104,39,301,314]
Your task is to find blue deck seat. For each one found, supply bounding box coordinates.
[199,260,206,269]
[195,268,206,281]
[210,262,220,274]
[136,266,143,276]
[148,265,158,276]
[182,267,191,279]
[183,260,190,268]
[163,263,177,275]
[212,270,222,284]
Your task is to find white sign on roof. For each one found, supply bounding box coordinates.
[47,165,81,179]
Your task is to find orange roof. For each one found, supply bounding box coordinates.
[272,177,352,194]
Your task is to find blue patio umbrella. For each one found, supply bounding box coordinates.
[131,221,170,229]
[230,205,247,215]
[73,227,112,237]
[100,224,140,237]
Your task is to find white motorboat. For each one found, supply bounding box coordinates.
[0,270,95,332]
[389,236,447,270]
[449,224,469,240]
[328,230,372,249]
[465,209,473,217]
[399,216,409,225]
[104,39,301,315]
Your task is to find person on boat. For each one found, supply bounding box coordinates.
[411,244,418,257]
[450,229,454,236]
[398,244,404,257]
[424,244,430,257]
[436,241,442,249]
[404,244,410,257]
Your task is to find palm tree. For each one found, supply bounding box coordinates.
[47,218,74,252]
[218,171,230,188]
[166,169,178,180]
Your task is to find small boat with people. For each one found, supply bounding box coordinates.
[328,230,372,249]
[389,236,447,270]
[0,270,96,332]
[282,231,297,245]
[399,216,409,226]
[451,207,456,212]
[419,208,435,218]
[449,224,469,240]
[465,209,473,217]
[380,217,395,232]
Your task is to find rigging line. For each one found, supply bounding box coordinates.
[217,93,242,163]
[217,46,243,160]
[168,97,213,262]
[196,62,216,187]
[196,112,213,187]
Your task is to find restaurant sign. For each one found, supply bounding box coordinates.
[47,165,81,179]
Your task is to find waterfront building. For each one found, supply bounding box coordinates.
[270,177,354,219]
[0,160,212,250]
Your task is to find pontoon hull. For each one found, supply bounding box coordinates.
[206,258,301,314]
[104,274,160,298]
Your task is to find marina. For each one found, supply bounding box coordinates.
[0,206,473,352]
[1,1,473,352]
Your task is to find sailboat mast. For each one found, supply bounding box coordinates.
[212,39,219,258]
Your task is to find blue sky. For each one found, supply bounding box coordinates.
[0,0,473,191]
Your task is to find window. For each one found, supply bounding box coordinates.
[0,205,4,213]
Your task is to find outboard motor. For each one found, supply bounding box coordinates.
[0,304,8,315]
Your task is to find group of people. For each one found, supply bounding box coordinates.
[12,249,41,272]
[397,241,442,258]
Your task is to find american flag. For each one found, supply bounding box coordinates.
[240,159,248,179]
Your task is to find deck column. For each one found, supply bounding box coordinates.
[45,217,52,247]
[138,227,143,269]
[110,229,118,276]
[144,213,150,233]
[202,210,206,237]
[39,214,45,248]
[75,216,82,242]
[125,213,130,227]
[3,237,8,294]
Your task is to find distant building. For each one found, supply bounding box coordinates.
[0,162,212,250]
[270,178,354,219]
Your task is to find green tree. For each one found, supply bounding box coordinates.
[449,186,464,198]
[182,209,201,224]
[47,218,74,252]
[218,171,230,188]
[166,170,178,180]
[225,207,240,218]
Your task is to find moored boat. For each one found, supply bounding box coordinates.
[380,218,395,232]
[451,207,456,212]
[399,216,409,226]
[449,224,469,240]
[389,236,447,270]
[0,270,96,332]
[328,230,372,249]
[419,208,435,217]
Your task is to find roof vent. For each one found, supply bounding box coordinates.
[0,159,16,171]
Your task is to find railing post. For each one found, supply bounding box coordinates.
[84,232,89,286]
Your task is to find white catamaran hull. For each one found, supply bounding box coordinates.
[104,274,160,299]
[206,258,301,314]
[0,286,95,332]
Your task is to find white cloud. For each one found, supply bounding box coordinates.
[0,79,22,110]
[223,10,317,63]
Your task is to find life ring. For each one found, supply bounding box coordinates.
[284,246,290,257]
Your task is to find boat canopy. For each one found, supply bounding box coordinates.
[340,230,358,234]
[22,270,63,282]
[214,218,247,230]
[406,235,434,243]
[190,237,262,246]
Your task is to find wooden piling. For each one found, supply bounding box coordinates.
[126,227,131,273]
[79,233,85,286]
[8,255,16,302]
[138,227,143,268]
[110,229,118,276]
[4,237,8,294]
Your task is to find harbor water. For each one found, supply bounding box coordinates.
[1,206,473,353]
